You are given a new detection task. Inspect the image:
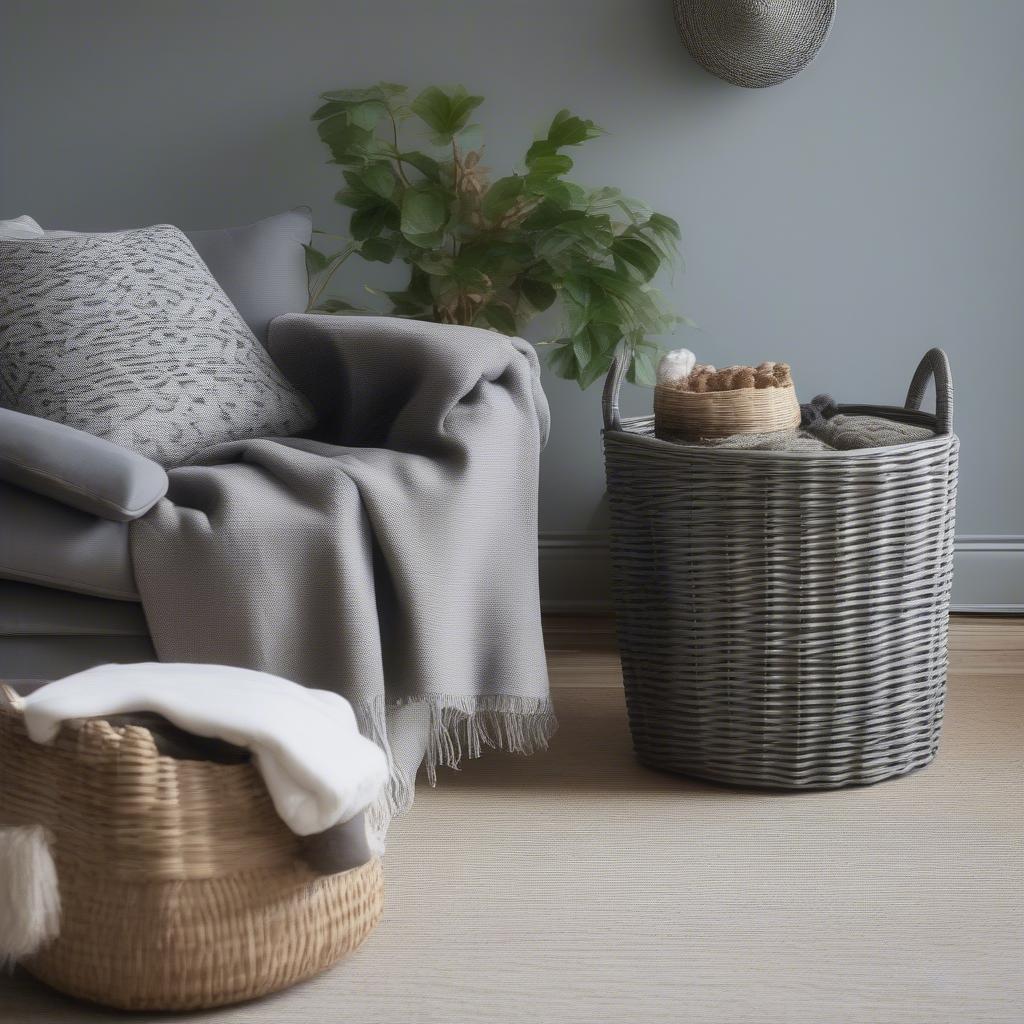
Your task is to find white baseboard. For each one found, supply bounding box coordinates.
[950,536,1024,613]
[539,532,1024,614]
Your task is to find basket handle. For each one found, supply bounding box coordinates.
[904,348,953,434]
[605,344,954,434]
[602,346,630,431]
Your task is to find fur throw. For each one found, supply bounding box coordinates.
[0,825,61,966]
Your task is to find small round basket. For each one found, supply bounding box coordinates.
[654,381,801,440]
[0,697,383,1012]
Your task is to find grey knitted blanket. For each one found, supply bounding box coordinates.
[130,315,555,837]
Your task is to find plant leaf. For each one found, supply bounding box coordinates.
[311,100,349,121]
[481,175,524,222]
[313,297,360,314]
[627,346,659,386]
[546,109,603,148]
[410,251,453,276]
[411,85,484,142]
[480,303,518,335]
[525,139,558,164]
[361,163,397,200]
[612,237,661,281]
[547,344,577,380]
[572,330,593,367]
[360,237,396,263]
[321,83,407,104]
[350,204,395,240]
[400,187,449,248]
[303,244,330,278]
[576,345,615,389]
[317,116,384,165]
[399,151,442,182]
[562,277,592,336]
[347,100,388,131]
[525,153,574,177]
[648,212,681,240]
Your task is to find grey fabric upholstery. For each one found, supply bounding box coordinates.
[0,636,156,679]
[0,212,319,679]
[0,407,168,521]
[186,209,313,344]
[0,580,145,634]
[0,483,137,600]
[0,581,153,679]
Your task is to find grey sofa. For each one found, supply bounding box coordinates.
[0,209,316,678]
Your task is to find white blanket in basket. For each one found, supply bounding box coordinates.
[18,663,389,836]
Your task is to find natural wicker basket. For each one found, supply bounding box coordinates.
[0,696,383,1011]
[654,380,801,439]
[602,348,958,788]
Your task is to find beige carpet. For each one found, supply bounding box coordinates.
[2,668,1022,1023]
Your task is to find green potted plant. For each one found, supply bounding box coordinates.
[306,82,683,387]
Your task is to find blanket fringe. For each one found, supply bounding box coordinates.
[354,695,557,846]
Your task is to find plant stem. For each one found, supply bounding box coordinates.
[451,137,461,260]
[306,243,358,309]
[389,111,412,187]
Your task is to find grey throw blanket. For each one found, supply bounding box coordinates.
[130,315,555,837]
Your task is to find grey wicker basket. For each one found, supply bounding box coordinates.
[602,348,959,789]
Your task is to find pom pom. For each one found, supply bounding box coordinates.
[773,363,792,386]
[711,369,736,391]
[656,348,696,385]
[734,367,756,389]
[754,371,776,388]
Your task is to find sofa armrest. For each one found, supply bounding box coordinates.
[0,408,168,521]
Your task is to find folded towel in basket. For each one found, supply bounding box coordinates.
[17,663,390,837]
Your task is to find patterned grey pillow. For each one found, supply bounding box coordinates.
[0,224,316,466]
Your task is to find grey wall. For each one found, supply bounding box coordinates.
[3,0,1022,608]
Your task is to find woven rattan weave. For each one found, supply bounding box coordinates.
[654,381,801,439]
[0,701,383,1010]
[602,349,958,788]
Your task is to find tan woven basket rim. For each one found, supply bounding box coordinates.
[0,702,226,763]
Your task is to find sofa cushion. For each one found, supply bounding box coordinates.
[0,581,151,684]
[0,483,138,600]
[186,209,312,344]
[0,579,147,636]
[0,407,168,520]
[0,224,315,466]
[0,581,152,681]
[0,635,157,681]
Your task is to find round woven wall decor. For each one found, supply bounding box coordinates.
[674,0,836,89]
